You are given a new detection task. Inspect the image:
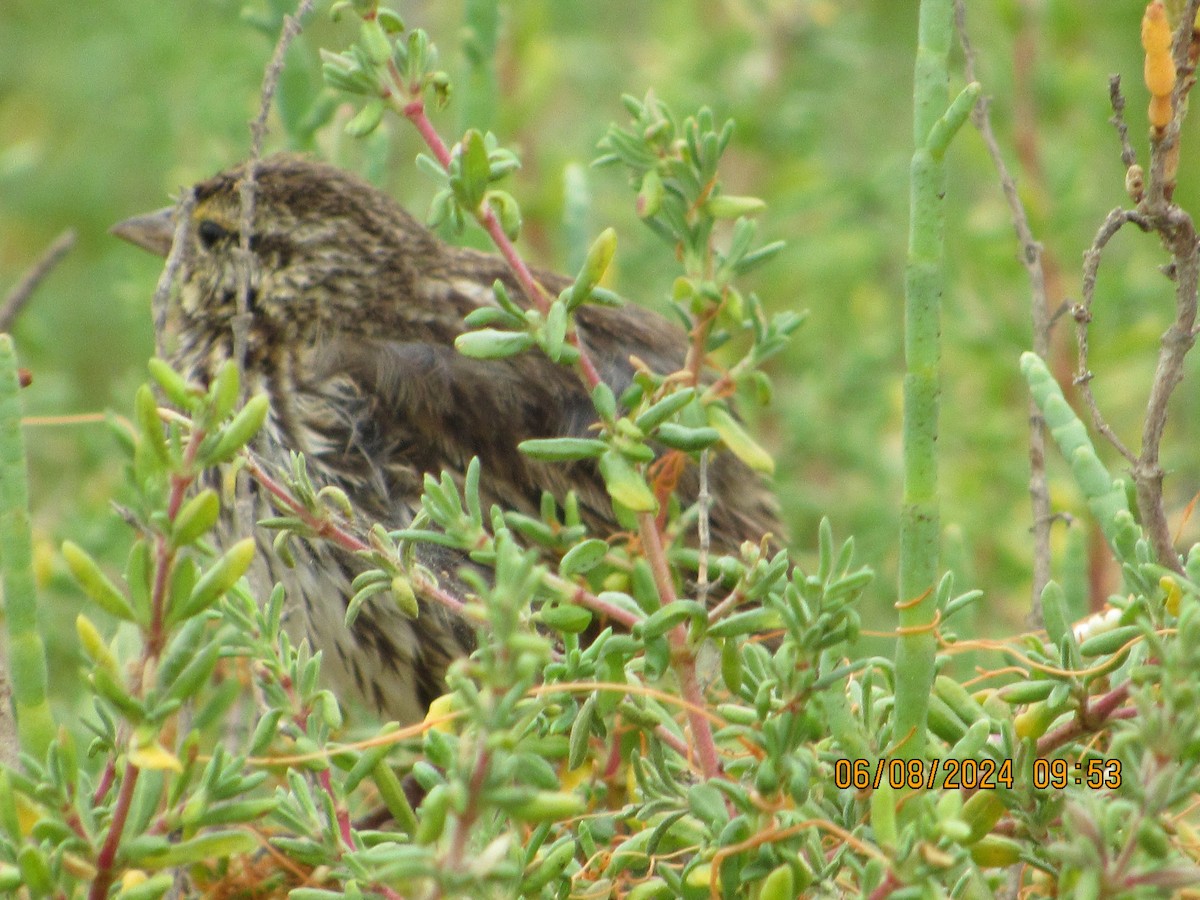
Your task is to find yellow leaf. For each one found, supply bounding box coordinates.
[129,740,183,773]
[707,405,775,474]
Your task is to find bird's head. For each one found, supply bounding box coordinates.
[112,154,436,371]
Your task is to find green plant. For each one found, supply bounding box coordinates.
[5,1,1200,898]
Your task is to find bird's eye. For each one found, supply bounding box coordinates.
[197,219,233,250]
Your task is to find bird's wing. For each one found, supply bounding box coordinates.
[299,338,616,533]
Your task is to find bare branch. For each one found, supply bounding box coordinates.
[0,229,77,333]
[954,0,1054,607]
[1108,75,1138,170]
[1074,207,1142,466]
[150,192,195,360]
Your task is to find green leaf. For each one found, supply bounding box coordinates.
[76,613,119,675]
[135,384,168,463]
[560,538,609,576]
[598,450,657,512]
[634,388,696,432]
[655,423,721,452]
[519,437,608,462]
[455,329,535,359]
[702,194,766,219]
[486,189,522,240]
[537,603,593,634]
[62,541,137,622]
[136,830,259,868]
[639,599,708,639]
[457,128,490,209]
[567,228,617,310]
[170,538,256,624]
[344,98,385,137]
[147,358,194,408]
[205,394,269,463]
[171,489,220,548]
[359,18,393,65]
[707,404,774,474]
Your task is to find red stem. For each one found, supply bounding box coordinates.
[318,767,355,848]
[88,762,140,900]
[243,458,471,618]
[398,96,602,390]
[636,512,723,780]
[428,745,491,900]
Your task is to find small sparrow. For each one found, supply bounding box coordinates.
[113,154,781,722]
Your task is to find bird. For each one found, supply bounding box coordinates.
[112,153,782,723]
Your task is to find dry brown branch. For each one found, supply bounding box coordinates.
[954,0,1054,611]
[231,1,316,539]
[1108,75,1138,170]
[1069,4,1200,575]
[150,191,195,360]
[1074,206,1144,466]
[0,229,77,333]
[237,0,316,377]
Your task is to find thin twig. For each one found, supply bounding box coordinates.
[1108,75,1138,170]
[151,191,195,360]
[237,0,316,376]
[1074,207,1142,465]
[954,0,1054,609]
[233,0,315,545]
[0,229,76,333]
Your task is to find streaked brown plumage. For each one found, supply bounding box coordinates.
[114,154,781,723]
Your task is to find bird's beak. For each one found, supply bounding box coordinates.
[110,207,176,258]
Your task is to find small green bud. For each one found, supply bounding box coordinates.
[636,169,663,218]
[391,574,419,618]
[360,18,393,65]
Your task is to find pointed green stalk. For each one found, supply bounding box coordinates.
[894,0,977,761]
[1020,352,1141,565]
[0,335,53,758]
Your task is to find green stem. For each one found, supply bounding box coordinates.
[0,335,53,760]
[894,0,956,761]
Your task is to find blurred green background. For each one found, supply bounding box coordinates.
[3,0,1197,697]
